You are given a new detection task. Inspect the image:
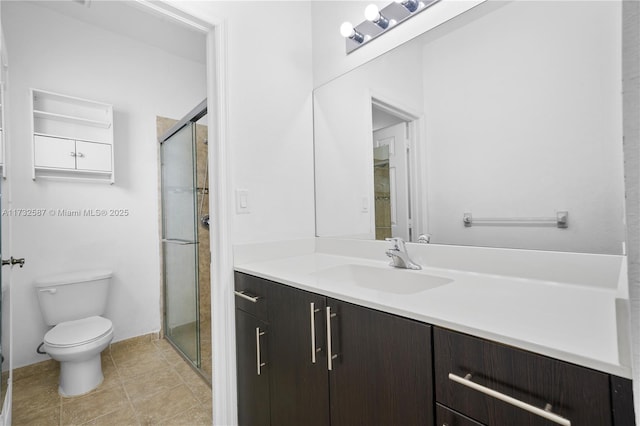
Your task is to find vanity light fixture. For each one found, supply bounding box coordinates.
[394,0,421,13]
[340,22,365,44]
[341,0,440,54]
[364,5,391,29]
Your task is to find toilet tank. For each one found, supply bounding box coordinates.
[35,270,112,325]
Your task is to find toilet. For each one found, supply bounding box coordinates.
[35,270,114,397]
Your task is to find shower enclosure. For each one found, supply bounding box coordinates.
[159,100,212,382]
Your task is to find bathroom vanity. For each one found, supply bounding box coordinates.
[233,239,635,426]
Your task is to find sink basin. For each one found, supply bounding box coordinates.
[312,264,453,294]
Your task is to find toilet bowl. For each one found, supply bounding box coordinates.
[44,316,114,396]
[35,270,114,397]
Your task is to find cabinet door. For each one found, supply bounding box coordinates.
[34,135,76,169]
[235,310,270,426]
[75,141,112,172]
[267,282,330,426]
[327,298,434,426]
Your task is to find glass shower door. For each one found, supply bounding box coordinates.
[161,122,200,366]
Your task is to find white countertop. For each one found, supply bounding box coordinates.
[234,240,632,378]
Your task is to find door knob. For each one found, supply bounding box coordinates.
[2,257,25,268]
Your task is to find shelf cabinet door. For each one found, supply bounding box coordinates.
[327,298,434,426]
[235,310,270,426]
[34,135,76,169]
[267,283,330,426]
[75,141,111,172]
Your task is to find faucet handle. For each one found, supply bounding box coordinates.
[385,237,405,250]
[417,234,431,244]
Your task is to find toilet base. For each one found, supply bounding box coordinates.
[59,353,104,397]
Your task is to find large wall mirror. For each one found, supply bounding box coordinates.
[314,0,625,254]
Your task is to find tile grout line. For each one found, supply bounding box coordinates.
[110,350,142,426]
[114,340,198,425]
[157,340,210,422]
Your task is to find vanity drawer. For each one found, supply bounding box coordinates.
[436,403,484,426]
[433,327,613,426]
[234,272,268,321]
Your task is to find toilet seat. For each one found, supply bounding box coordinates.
[44,316,113,348]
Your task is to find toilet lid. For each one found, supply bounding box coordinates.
[44,316,113,347]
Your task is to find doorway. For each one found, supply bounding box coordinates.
[159,100,212,383]
[371,100,417,242]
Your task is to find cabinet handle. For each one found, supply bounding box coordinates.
[70,152,76,157]
[256,327,266,376]
[326,306,337,371]
[235,290,261,303]
[76,152,85,158]
[310,302,321,363]
[448,373,571,426]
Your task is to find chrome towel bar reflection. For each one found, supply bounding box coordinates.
[448,373,571,426]
[463,211,568,228]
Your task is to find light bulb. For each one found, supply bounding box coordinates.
[340,21,364,43]
[364,4,380,22]
[340,22,355,38]
[365,4,390,29]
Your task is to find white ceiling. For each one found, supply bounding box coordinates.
[32,0,207,65]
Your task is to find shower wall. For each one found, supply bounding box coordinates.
[195,122,212,381]
[157,116,212,382]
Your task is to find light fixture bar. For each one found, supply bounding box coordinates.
[342,0,440,54]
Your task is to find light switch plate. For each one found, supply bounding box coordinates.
[236,189,250,214]
[361,196,369,213]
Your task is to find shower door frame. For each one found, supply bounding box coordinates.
[159,100,207,370]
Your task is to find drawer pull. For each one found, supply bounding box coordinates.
[256,327,266,375]
[326,306,338,371]
[448,373,571,426]
[235,290,261,303]
[310,302,321,363]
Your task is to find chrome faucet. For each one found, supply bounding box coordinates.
[385,238,421,270]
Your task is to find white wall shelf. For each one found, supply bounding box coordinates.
[33,110,111,129]
[31,88,114,183]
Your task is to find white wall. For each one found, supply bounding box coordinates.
[3,1,206,368]
[423,1,625,254]
[622,0,640,420]
[166,1,316,244]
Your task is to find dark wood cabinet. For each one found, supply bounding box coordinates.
[234,272,435,426]
[266,282,330,426]
[327,298,433,426]
[235,309,270,426]
[235,272,635,426]
[611,375,637,426]
[434,327,615,426]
